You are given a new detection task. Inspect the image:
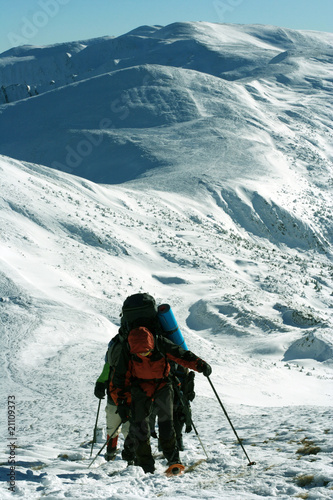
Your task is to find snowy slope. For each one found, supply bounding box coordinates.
[0,21,333,499]
[0,23,331,247]
[0,153,332,499]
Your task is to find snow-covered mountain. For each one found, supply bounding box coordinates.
[0,22,332,499]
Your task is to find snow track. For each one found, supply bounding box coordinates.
[0,406,331,499]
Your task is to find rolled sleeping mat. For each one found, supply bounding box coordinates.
[157,304,188,351]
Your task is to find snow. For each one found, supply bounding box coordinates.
[0,21,332,499]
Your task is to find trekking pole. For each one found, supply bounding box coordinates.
[88,422,122,468]
[90,399,102,457]
[207,376,256,466]
[189,417,209,459]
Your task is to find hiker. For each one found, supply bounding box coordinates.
[94,337,134,463]
[150,364,195,451]
[111,325,212,474]
[171,364,195,451]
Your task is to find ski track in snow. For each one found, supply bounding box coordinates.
[0,21,332,499]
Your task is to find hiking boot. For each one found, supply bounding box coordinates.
[104,447,117,461]
[165,463,185,476]
[105,435,118,461]
[142,464,155,474]
[122,445,136,464]
[170,465,182,475]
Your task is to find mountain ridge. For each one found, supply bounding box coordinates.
[1,22,332,101]
[0,21,331,247]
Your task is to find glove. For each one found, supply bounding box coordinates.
[116,403,131,423]
[187,390,195,402]
[94,381,106,399]
[184,371,195,401]
[196,360,212,377]
[185,423,192,433]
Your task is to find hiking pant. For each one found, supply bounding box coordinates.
[150,393,189,447]
[105,401,133,461]
[105,401,130,438]
[129,382,180,472]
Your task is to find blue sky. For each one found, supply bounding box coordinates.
[1,0,332,54]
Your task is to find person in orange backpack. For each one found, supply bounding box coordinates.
[112,326,212,474]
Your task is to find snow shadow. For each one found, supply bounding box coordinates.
[217,188,326,251]
[283,332,333,362]
[0,466,46,483]
[152,274,188,285]
[281,309,320,328]
[186,299,249,336]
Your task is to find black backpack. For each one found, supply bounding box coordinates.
[120,292,162,337]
